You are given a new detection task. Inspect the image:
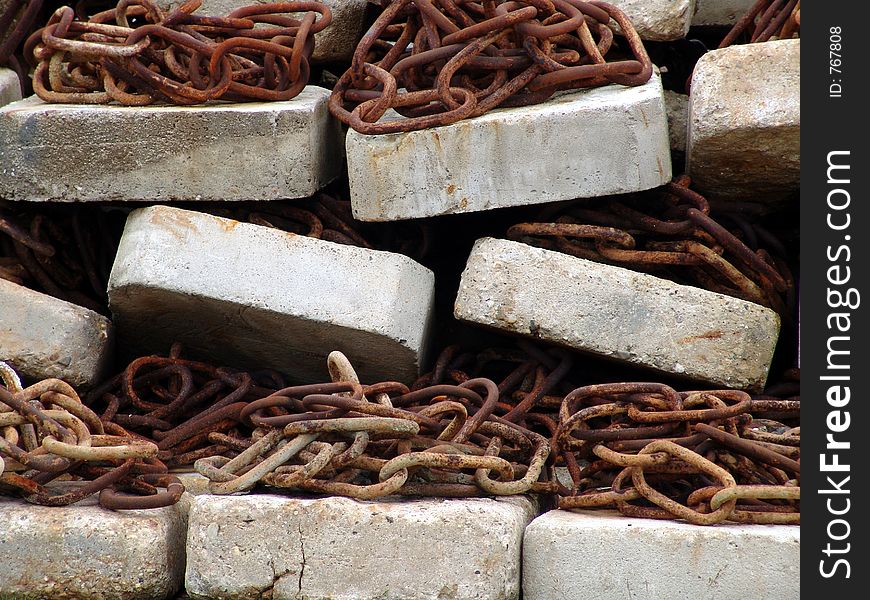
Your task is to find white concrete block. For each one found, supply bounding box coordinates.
[347,74,671,221]
[0,486,187,599]
[693,0,755,26]
[0,87,342,202]
[688,39,800,201]
[185,494,537,600]
[162,0,369,63]
[0,68,21,107]
[107,205,434,383]
[523,510,799,600]
[0,278,113,388]
[609,0,694,41]
[454,238,780,391]
[664,89,689,153]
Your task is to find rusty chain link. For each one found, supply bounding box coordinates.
[0,0,45,95]
[329,0,653,133]
[719,0,800,48]
[25,0,330,105]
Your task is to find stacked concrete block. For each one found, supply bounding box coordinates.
[692,0,756,26]
[688,39,800,201]
[0,278,113,388]
[185,494,537,600]
[107,205,435,383]
[608,0,695,41]
[347,73,671,221]
[664,90,689,154]
[0,68,20,107]
[454,238,780,391]
[0,86,341,202]
[523,510,800,599]
[0,485,187,599]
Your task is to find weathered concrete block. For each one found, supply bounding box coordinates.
[687,39,800,201]
[0,485,187,600]
[692,0,755,26]
[107,205,434,383]
[0,68,21,107]
[162,0,369,63]
[454,238,780,391]
[186,494,537,600]
[608,0,694,41]
[664,89,689,153]
[523,510,799,600]
[347,74,671,221]
[0,279,113,388]
[0,86,341,202]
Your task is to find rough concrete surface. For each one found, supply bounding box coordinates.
[0,484,187,599]
[523,510,800,600]
[664,89,689,153]
[0,68,21,107]
[0,278,113,388]
[692,0,755,26]
[107,206,435,383]
[185,494,537,600]
[0,86,341,202]
[688,39,800,201]
[608,0,694,41]
[454,238,780,391]
[347,73,671,221]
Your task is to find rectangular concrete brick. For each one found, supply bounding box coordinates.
[664,89,689,153]
[688,39,799,201]
[523,510,799,600]
[0,68,21,107]
[0,278,113,388]
[454,238,780,391]
[0,86,341,202]
[185,494,537,600]
[0,484,187,599]
[107,205,435,383]
[347,74,671,221]
[608,0,694,41]
[163,0,369,63]
[692,0,755,26]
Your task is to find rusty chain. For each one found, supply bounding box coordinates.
[506,175,796,319]
[719,0,800,48]
[25,0,330,105]
[329,0,653,133]
[0,0,46,95]
[0,361,184,509]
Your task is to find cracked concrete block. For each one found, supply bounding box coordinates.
[161,0,369,63]
[107,205,435,383]
[0,278,113,388]
[0,86,341,202]
[454,238,780,391]
[347,73,671,221]
[0,483,187,599]
[523,510,800,600]
[692,0,755,26]
[664,89,689,153]
[185,494,537,600]
[608,0,694,41]
[0,68,21,107]
[687,39,800,202]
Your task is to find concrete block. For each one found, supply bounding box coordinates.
[0,68,21,107]
[523,510,799,600]
[185,494,537,600]
[0,484,187,600]
[162,0,369,63]
[347,74,671,221]
[454,238,780,391]
[0,86,341,202]
[664,89,689,153]
[0,278,113,388]
[693,0,755,26]
[107,205,434,383]
[608,0,694,41]
[687,39,800,201]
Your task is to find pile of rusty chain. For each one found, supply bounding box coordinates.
[720,0,800,48]
[0,361,184,509]
[26,0,331,105]
[0,0,45,94]
[329,0,653,134]
[0,201,123,314]
[555,382,799,524]
[506,175,796,318]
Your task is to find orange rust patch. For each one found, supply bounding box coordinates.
[678,330,725,344]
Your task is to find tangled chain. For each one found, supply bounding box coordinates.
[329,0,653,134]
[0,0,44,95]
[0,361,183,509]
[720,0,800,48]
[26,0,331,105]
[506,175,796,318]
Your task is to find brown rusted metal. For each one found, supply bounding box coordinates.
[719,0,800,48]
